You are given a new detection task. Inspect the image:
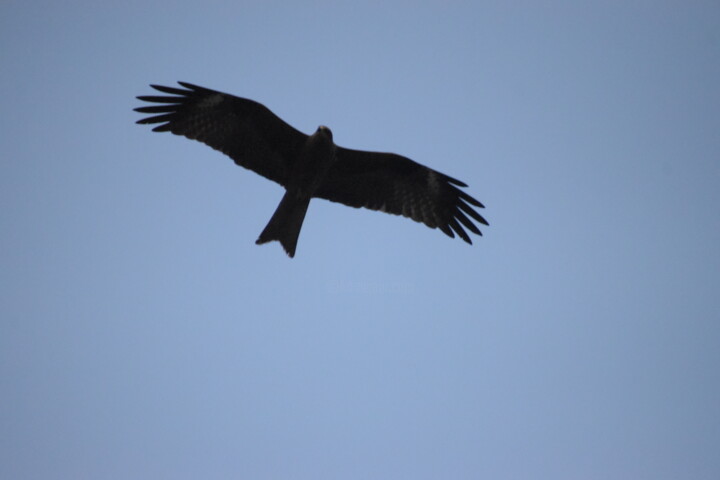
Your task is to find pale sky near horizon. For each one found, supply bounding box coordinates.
[2,1,720,479]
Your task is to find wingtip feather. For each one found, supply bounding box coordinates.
[439,224,455,239]
[150,84,190,95]
[455,210,482,236]
[177,81,201,90]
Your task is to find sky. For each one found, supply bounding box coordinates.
[1,1,719,479]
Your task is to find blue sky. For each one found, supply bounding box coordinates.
[2,1,719,479]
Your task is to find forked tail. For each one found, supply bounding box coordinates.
[255,192,311,258]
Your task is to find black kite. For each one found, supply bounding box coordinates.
[135,82,488,257]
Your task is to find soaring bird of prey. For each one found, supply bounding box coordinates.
[135,82,488,257]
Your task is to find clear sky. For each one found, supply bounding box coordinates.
[2,1,719,479]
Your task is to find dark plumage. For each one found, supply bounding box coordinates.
[135,82,488,257]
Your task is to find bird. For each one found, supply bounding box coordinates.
[134,82,488,257]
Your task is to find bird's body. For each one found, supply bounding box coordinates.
[256,126,336,256]
[135,82,487,257]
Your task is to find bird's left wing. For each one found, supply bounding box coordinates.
[135,82,307,186]
[314,148,488,243]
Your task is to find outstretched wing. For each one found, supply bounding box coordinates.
[135,82,307,186]
[314,148,488,243]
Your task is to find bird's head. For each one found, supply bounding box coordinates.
[317,125,333,141]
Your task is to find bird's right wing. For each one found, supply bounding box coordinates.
[135,82,307,186]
